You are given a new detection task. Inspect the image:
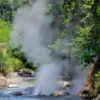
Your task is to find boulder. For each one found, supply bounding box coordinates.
[51,91,70,96]
[0,76,8,89]
[17,71,35,77]
[0,73,18,89]
[13,92,23,96]
[78,64,94,95]
[8,84,18,88]
[91,95,100,100]
[59,81,70,89]
[0,73,4,77]
[78,62,99,99]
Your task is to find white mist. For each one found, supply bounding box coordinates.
[10,0,62,96]
[10,0,88,96]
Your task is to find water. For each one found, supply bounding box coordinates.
[0,88,82,100]
[0,77,83,100]
[0,95,82,100]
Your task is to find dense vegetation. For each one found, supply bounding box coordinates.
[61,0,100,98]
[0,0,100,98]
[0,0,36,75]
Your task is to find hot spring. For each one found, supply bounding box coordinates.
[9,0,87,98]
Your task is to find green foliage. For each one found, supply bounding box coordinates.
[0,51,5,69]
[73,26,91,50]
[0,0,36,75]
[95,71,100,78]
[94,81,100,93]
[94,71,100,92]
[11,0,28,10]
[7,46,34,70]
[97,6,100,16]
[5,56,24,72]
[0,46,24,75]
[0,0,100,75]
[0,20,11,42]
[0,0,34,21]
[45,4,53,15]
[49,39,69,55]
[0,0,12,21]
[60,0,100,65]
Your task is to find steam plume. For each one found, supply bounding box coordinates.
[10,0,88,96]
[10,0,62,95]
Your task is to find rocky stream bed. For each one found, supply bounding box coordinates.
[0,71,99,100]
[0,72,84,100]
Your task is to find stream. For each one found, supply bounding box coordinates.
[0,77,83,100]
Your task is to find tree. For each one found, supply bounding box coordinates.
[0,0,12,21]
[62,0,100,98]
[61,0,100,65]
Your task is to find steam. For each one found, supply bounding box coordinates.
[10,0,87,96]
[11,1,52,64]
[33,62,62,95]
[10,0,62,95]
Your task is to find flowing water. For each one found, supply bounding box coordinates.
[0,89,83,100]
[0,77,83,100]
[0,95,82,100]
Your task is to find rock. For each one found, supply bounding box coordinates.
[59,81,70,89]
[7,72,19,78]
[0,73,18,89]
[78,62,100,99]
[23,86,34,95]
[78,64,95,98]
[51,91,70,96]
[13,92,23,96]
[91,95,100,100]
[6,79,13,84]
[63,81,70,88]
[0,73,4,77]
[17,71,35,77]
[0,76,8,89]
[8,84,18,88]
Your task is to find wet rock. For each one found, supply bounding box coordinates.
[17,71,35,77]
[0,73,18,89]
[7,72,19,78]
[78,62,100,99]
[59,81,70,89]
[0,73,4,77]
[51,91,70,96]
[0,76,8,89]
[13,92,23,96]
[60,74,71,81]
[91,95,100,100]
[8,84,18,88]
[33,90,70,97]
[78,64,95,98]
[23,86,34,95]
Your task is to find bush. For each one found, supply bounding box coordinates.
[94,71,100,93]
[0,20,11,42]
[0,46,24,75]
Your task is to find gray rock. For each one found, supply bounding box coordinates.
[13,92,23,96]
[0,77,8,89]
[8,84,18,88]
[91,95,100,100]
